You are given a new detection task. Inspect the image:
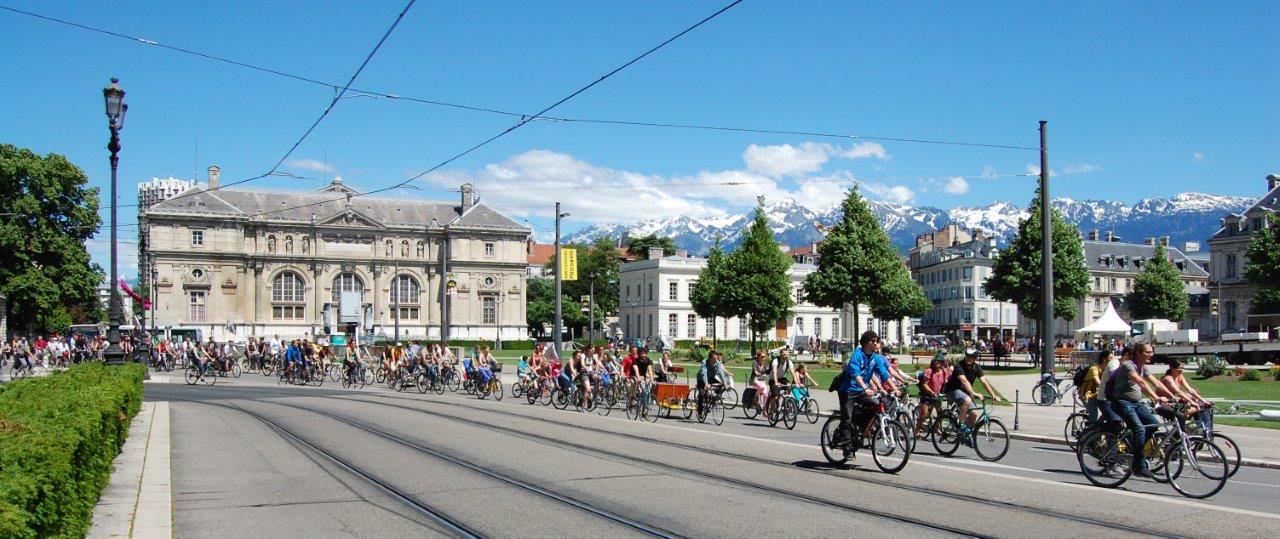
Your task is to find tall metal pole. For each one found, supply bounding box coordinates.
[393,258,400,343]
[441,224,450,345]
[1039,120,1054,376]
[102,83,126,365]
[589,274,595,346]
[553,202,564,357]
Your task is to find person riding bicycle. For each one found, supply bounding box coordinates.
[835,331,898,453]
[945,348,1006,434]
[283,340,303,378]
[697,350,728,409]
[886,355,918,386]
[1080,349,1109,424]
[631,348,657,409]
[475,346,496,389]
[569,351,594,407]
[749,351,772,420]
[1103,341,1167,480]
[342,342,362,384]
[913,355,950,438]
[1159,358,1211,429]
[767,349,798,419]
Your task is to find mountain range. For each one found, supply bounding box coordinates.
[564,192,1254,255]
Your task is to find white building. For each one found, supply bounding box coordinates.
[617,248,912,348]
[137,176,206,210]
[1208,174,1279,332]
[911,236,1019,343]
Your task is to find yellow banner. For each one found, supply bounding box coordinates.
[561,247,578,281]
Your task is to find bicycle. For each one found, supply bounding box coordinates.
[1063,410,1090,450]
[1076,403,1228,499]
[625,380,659,422]
[525,375,555,406]
[792,384,820,425]
[1185,405,1241,478]
[931,400,1009,462]
[476,373,505,401]
[819,394,912,474]
[184,360,217,386]
[1032,370,1077,406]
[767,383,799,430]
[694,384,728,426]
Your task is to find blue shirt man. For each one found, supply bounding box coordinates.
[842,346,891,395]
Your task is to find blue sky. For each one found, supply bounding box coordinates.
[1,1,1277,277]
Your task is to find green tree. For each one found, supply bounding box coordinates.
[985,189,1090,327]
[871,267,932,350]
[690,235,733,349]
[524,277,586,339]
[724,197,794,353]
[803,186,903,340]
[1126,243,1190,321]
[0,144,105,333]
[626,234,677,260]
[1245,218,1280,314]
[542,237,619,338]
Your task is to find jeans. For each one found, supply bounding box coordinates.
[837,391,877,444]
[1113,400,1158,472]
[1084,400,1100,424]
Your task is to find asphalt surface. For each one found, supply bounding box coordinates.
[148,372,1280,538]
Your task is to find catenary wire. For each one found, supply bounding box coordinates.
[251,0,746,220]
[1,3,1037,152]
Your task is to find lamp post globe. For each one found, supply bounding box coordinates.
[102,78,128,365]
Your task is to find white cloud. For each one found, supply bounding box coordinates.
[1025,163,1057,177]
[943,176,970,195]
[1193,151,1205,163]
[284,158,337,174]
[862,182,916,204]
[837,141,890,161]
[743,142,830,177]
[1064,163,1101,174]
[980,165,998,179]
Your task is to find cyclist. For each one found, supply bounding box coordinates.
[794,363,819,390]
[749,351,772,420]
[945,348,1006,433]
[697,350,728,409]
[631,348,657,413]
[1158,358,1211,428]
[655,350,675,382]
[913,356,950,439]
[570,351,593,407]
[1103,341,1167,480]
[1153,358,1204,421]
[475,346,495,389]
[886,355,918,386]
[767,349,797,419]
[343,342,362,385]
[835,331,897,453]
[284,339,303,379]
[1080,349,1109,423]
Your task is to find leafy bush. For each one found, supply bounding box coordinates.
[1195,355,1226,379]
[0,363,144,538]
[690,345,708,363]
[1272,366,1280,381]
[1240,369,1263,382]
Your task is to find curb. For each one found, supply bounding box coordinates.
[88,401,173,538]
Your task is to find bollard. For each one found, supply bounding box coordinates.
[1014,389,1020,431]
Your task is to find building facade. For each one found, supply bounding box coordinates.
[617,249,912,348]
[138,176,205,210]
[1207,174,1279,332]
[910,235,1019,343]
[140,170,530,342]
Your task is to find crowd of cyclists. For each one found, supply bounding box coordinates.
[1,333,115,377]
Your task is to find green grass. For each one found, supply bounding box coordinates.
[1187,378,1280,401]
[1216,417,1280,431]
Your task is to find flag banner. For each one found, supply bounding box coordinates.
[119,279,152,310]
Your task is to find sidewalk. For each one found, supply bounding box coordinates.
[89,400,173,539]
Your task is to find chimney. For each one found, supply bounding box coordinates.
[207,165,220,188]
[1268,174,1279,192]
[1145,237,1156,246]
[647,246,664,260]
[1159,236,1169,247]
[1088,229,1100,241]
[675,249,688,258]
[1105,231,1115,242]
[460,183,475,212]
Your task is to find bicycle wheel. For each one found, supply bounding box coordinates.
[553,388,571,410]
[930,415,961,456]
[767,397,781,427]
[262,361,275,376]
[328,365,341,382]
[872,420,912,474]
[512,380,525,399]
[1064,412,1088,450]
[695,390,709,423]
[803,398,820,425]
[184,366,198,385]
[721,387,739,410]
[1164,436,1228,499]
[341,375,352,389]
[625,396,640,420]
[445,372,460,392]
[1076,429,1132,488]
[432,377,444,395]
[1209,433,1241,479]
[1033,382,1057,406]
[973,418,1009,462]
[713,398,727,426]
[643,393,659,423]
[375,368,386,384]
[231,362,242,378]
[820,415,849,465]
[493,382,504,401]
[596,390,615,417]
[363,367,374,386]
[203,369,216,386]
[782,398,798,430]
[417,374,430,394]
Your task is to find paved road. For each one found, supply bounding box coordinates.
[147,372,1280,538]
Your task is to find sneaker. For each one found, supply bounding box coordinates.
[1134,469,1157,480]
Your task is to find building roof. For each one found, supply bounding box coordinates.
[1212,177,1279,239]
[914,238,998,269]
[1082,240,1209,279]
[145,179,529,234]
[526,242,635,267]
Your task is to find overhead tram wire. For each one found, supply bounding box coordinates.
[2,3,1037,152]
[253,0,746,220]
[95,0,418,211]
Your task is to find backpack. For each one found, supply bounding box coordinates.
[1071,364,1088,387]
[828,371,848,392]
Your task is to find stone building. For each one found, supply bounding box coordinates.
[909,234,1019,343]
[140,168,530,342]
[1208,174,1280,332]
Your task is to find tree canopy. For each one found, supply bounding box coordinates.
[803,185,908,339]
[690,235,733,347]
[1126,243,1189,321]
[1245,218,1280,314]
[537,237,620,337]
[724,197,794,352]
[626,234,677,260]
[0,144,104,333]
[985,189,1090,322]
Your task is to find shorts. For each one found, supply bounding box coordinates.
[946,389,971,404]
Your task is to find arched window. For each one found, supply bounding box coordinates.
[795,316,804,335]
[416,241,425,258]
[390,274,420,304]
[284,236,294,254]
[271,271,305,319]
[401,240,409,257]
[332,273,365,303]
[267,235,277,253]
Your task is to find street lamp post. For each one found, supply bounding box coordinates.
[102,78,129,365]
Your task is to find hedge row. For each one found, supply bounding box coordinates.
[0,363,145,538]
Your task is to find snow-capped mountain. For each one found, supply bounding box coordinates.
[564,192,1254,254]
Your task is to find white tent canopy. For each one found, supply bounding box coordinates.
[1075,299,1132,335]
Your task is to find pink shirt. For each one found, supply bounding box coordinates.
[921,367,948,394]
